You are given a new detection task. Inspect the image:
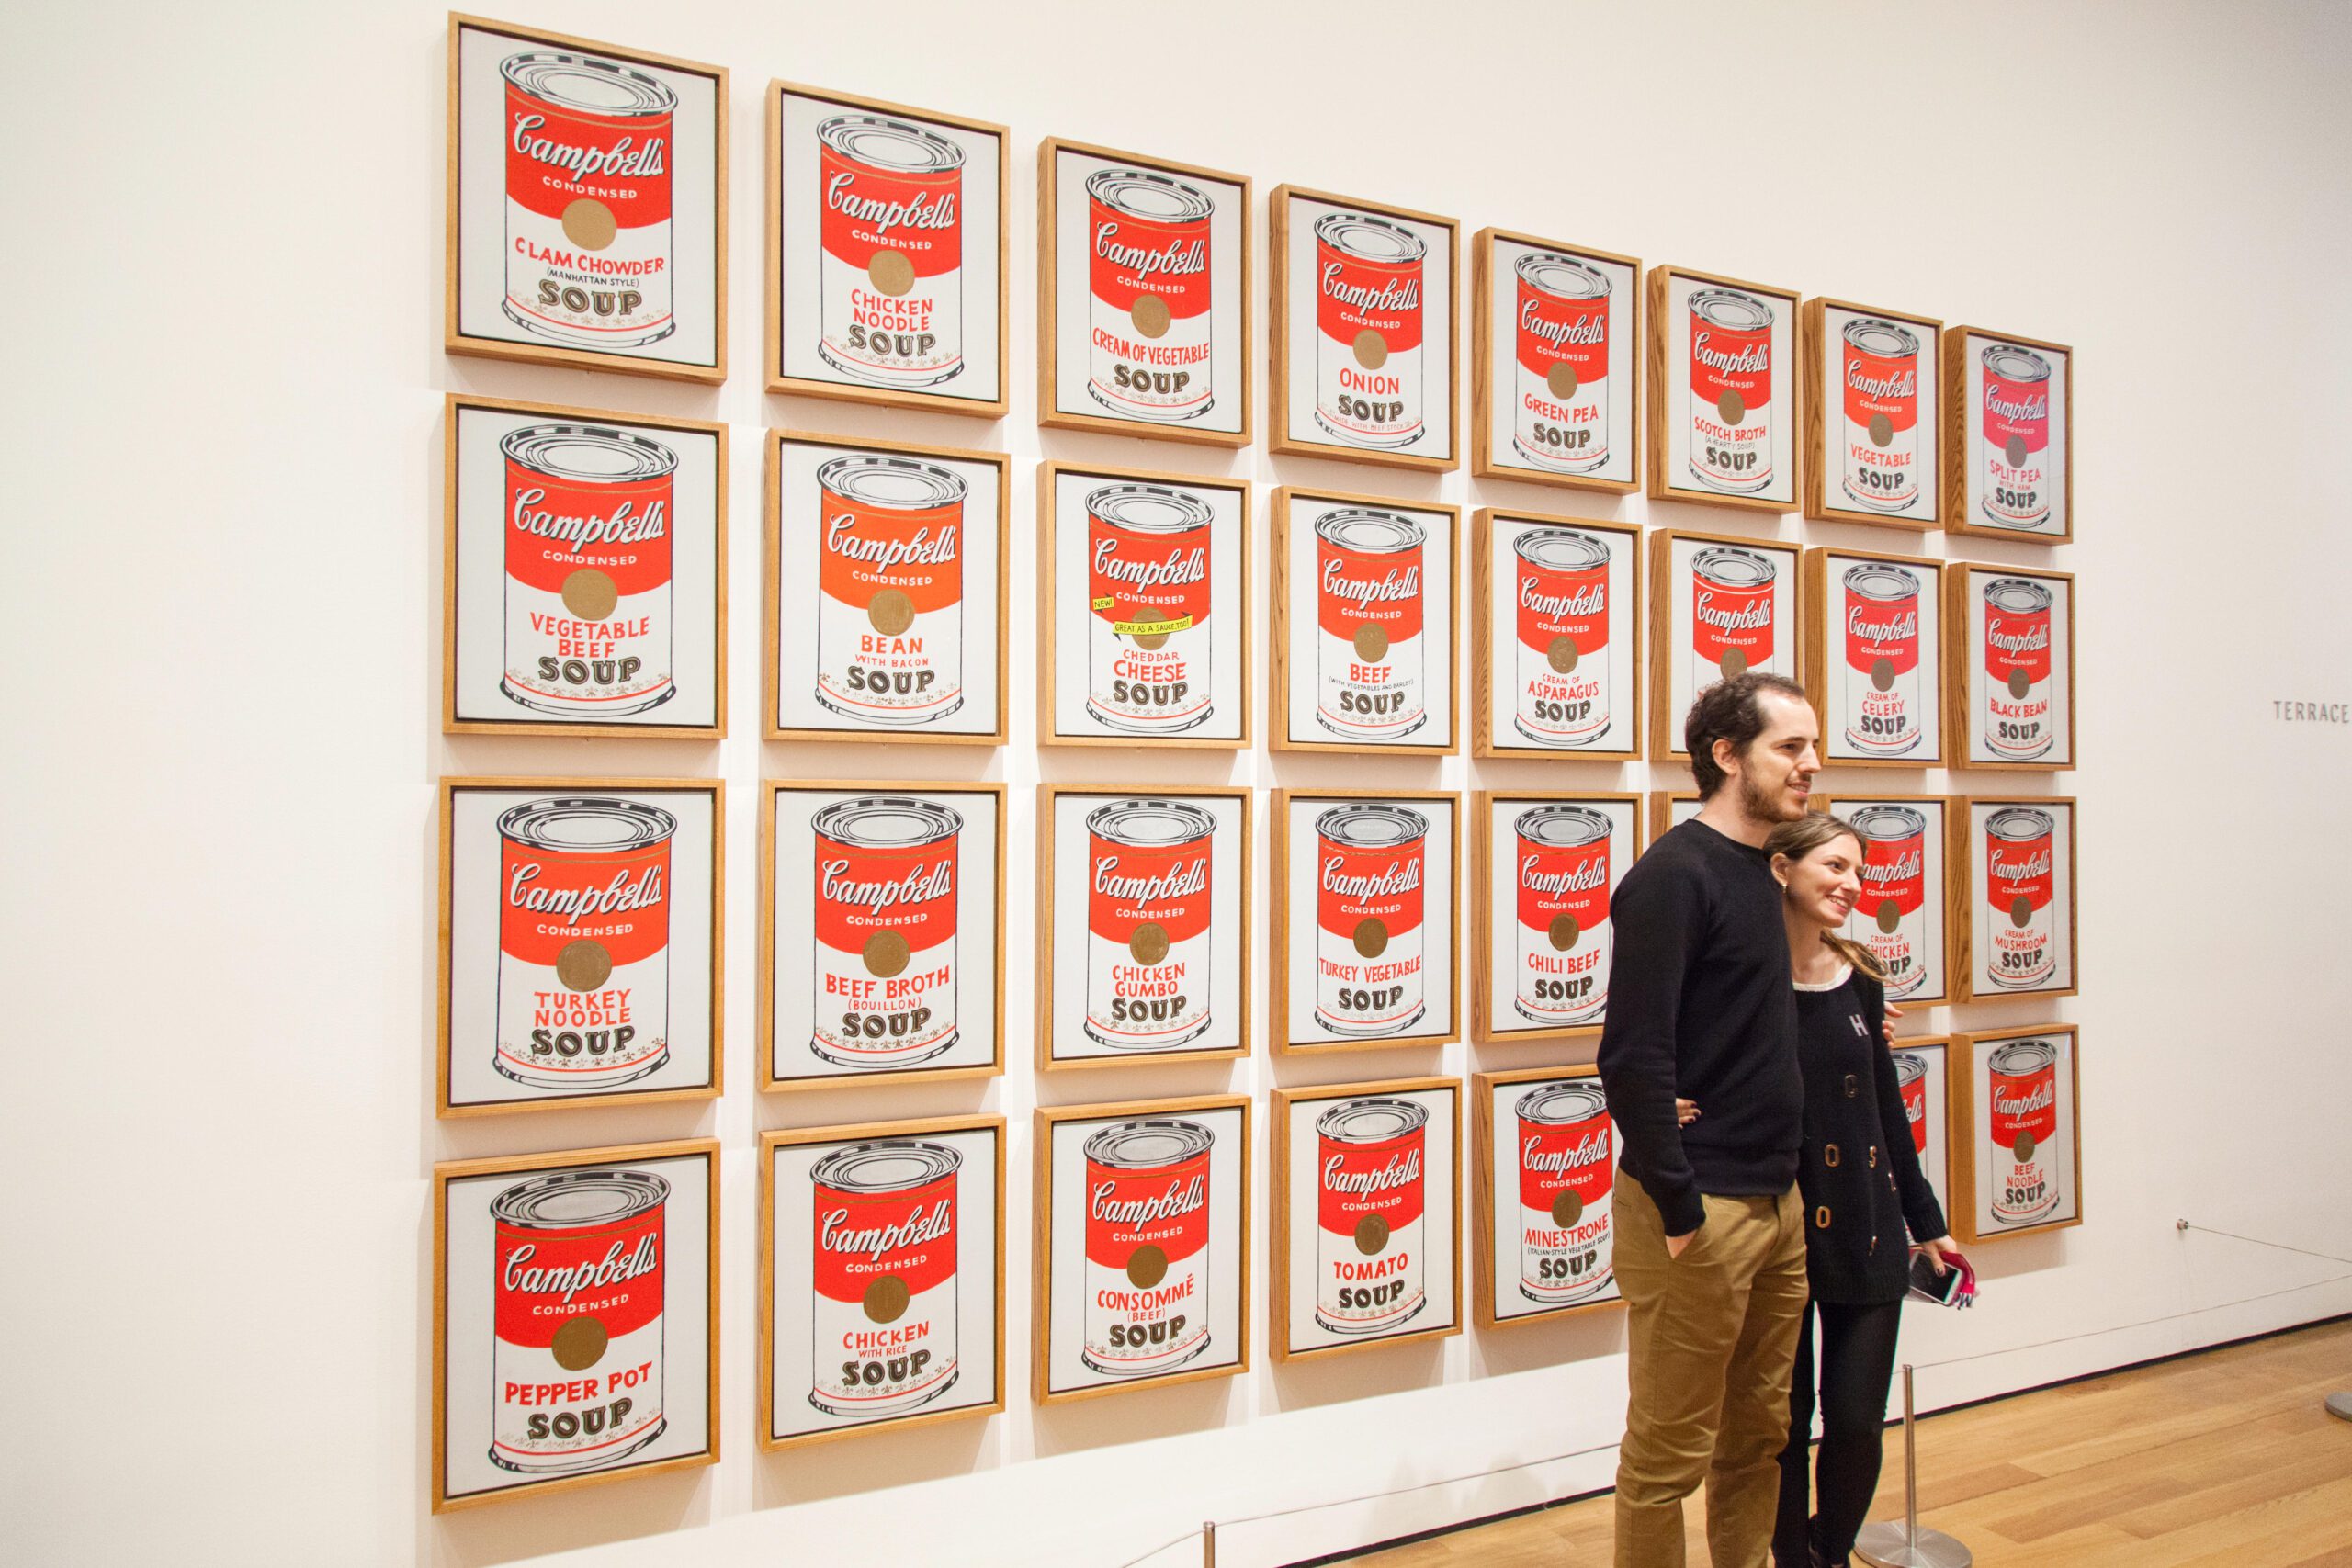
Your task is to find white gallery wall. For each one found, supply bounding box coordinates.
[7,2,2352,1564]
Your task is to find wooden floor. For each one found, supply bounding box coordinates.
[1347,1318,2352,1566]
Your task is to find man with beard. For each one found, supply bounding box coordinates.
[1599,671,1820,1568]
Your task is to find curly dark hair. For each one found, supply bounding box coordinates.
[1686,672,1810,799]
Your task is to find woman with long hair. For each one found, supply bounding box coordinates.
[1760,811,1961,1568]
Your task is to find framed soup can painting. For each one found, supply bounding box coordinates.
[1272,489,1459,756]
[1470,228,1642,494]
[1950,1026,2082,1242]
[1803,297,1943,529]
[1803,546,1943,767]
[1272,789,1461,1054]
[1647,264,1802,514]
[1473,1065,1625,1327]
[1649,528,1804,762]
[447,17,726,382]
[1945,327,2073,543]
[1471,510,1643,761]
[1470,792,1644,1045]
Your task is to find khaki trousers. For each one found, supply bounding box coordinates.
[1612,1179,1808,1568]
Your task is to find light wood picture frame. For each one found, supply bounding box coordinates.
[1272,788,1462,1054]
[760,781,1008,1090]
[1949,1026,2082,1243]
[1955,795,2078,1004]
[1816,792,1960,1008]
[1803,297,1944,529]
[1269,185,1460,471]
[1472,509,1644,761]
[1945,561,2075,772]
[760,1114,1005,1450]
[432,1137,720,1512]
[1473,1065,1624,1328]
[1038,137,1252,446]
[1470,792,1645,1045]
[1034,1095,1252,1404]
[1889,1035,1954,1224]
[1943,327,2073,544]
[1272,1076,1462,1361]
[446,16,727,383]
[1648,527,1805,761]
[1272,487,1461,755]
[1645,264,1803,513]
[1646,790,1701,846]
[1470,228,1642,493]
[1803,545,1944,768]
[765,429,1011,745]
[443,393,728,738]
[765,82,1008,415]
[1037,785,1252,1070]
[436,777,723,1117]
[1038,460,1251,748]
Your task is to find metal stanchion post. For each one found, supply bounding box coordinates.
[1853,1364,1971,1568]
[1202,1521,1216,1567]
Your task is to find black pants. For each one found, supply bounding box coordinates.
[1772,1296,1904,1566]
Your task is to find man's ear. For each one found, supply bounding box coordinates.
[1712,735,1740,781]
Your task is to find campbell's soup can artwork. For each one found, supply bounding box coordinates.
[1512,529,1611,747]
[490,1169,669,1473]
[1840,563,1923,756]
[810,796,961,1067]
[1512,253,1611,472]
[1313,212,1425,448]
[1892,1052,1929,1155]
[1087,169,1215,422]
[1316,1100,1428,1334]
[502,52,674,349]
[1981,578,2054,761]
[496,797,674,1091]
[1316,510,1427,742]
[1513,805,1612,1028]
[1846,805,1928,999]
[1690,545,1777,691]
[1086,484,1213,734]
[808,1140,959,1418]
[1838,318,1922,511]
[1082,1121,1214,1376]
[1313,804,1428,1038]
[1979,344,2052,528]
[1687,288,1774,492]
[814,455,966,728]
[1084,800,1215,1052]
[1985,1040,2061,1224]
[1513,1082,1614,1305]
[501,423,676,718]
[1984,807,2056,990]
[817,116,964,387]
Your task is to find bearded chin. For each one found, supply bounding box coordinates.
[1740,768,1798,823]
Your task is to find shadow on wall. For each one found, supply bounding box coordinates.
[424,1466,711,1568]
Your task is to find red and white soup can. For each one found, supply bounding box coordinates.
[1981,578,2054,761]
[1082,1120,1215,1377]
[1985,1039,2061,1223]
[808,1140,959,1418]
[490,1168,669,1473]
[1984,807,2056,990]
[1979,344,2052,528]
[810,796,962,1068]
[1690,545,1777,691]
[1513,528,1611,748]
[1840,563,1923,756]
[1513,1080,1614,1305]
[1845,805,1928,999]
[1316,1099,1428,1335]
[814,455,966,728]
[1313,212,1426,448]
[502,51,676,349]
[1891,1052,1929,1155]
[816,115,964,388]
[1513,805,1612,1028]
[1687,288,1775,493]
[496,797,674,1091]
[1313,804,1428,1038]
[1084,799,1216,1052]
[1316,510,1427,742]
[1512,252,1611,473]
[1087,168,1215,422]
[500,423,676,719]
[1086,484,1214,735]
[1838,317,1921,512]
